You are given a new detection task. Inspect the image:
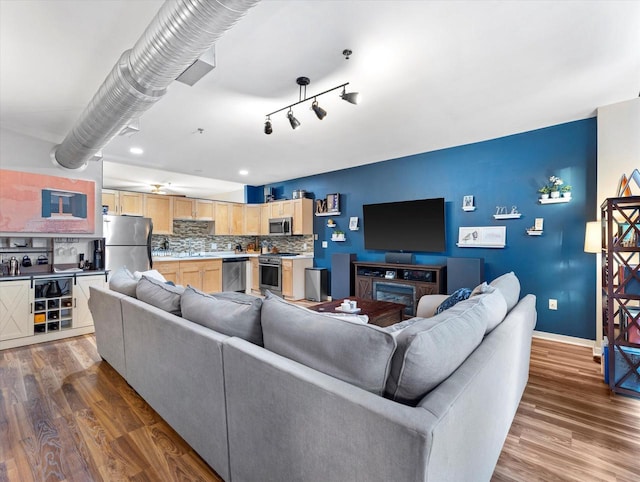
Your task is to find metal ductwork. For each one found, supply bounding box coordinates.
[52,0,259,170]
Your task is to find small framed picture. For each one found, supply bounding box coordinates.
[534,218,544,231]
[385,270,396,279]
[463,195,474,208]
[326,193,340,213]
[349,216,359,230]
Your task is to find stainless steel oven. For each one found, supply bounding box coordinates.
[259,254,282,297]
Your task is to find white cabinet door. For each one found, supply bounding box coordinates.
[0,280,32,341]
[74,275,106,328]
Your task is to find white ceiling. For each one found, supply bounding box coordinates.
[1,0,638,199]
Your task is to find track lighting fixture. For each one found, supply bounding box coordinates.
[311,99,327,120]
[287,109,301,130]
[264,76,359,134]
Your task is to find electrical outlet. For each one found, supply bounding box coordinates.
[549,299,557,310]
[211,243,217,250]
[303,243,307,250]
[314,234,318,240]
[227,243,232,250]
[321,241,328,248]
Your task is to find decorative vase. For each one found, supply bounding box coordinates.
[540,193,549,200]
[562,192,571,199]
[550,191,560,199]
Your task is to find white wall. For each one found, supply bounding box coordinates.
[0,127,104,237]
[594,97,640,352]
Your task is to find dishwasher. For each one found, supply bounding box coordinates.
[222,257,248,292]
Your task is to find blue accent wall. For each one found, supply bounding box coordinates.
[260,119,597,340]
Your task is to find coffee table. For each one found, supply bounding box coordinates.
[308,297,405,327]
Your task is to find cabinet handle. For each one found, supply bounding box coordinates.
[74,298,77,308]
[30,303,33,314]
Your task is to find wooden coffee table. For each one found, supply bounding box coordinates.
[309,297,405,327]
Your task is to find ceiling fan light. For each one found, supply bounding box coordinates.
[287,110,301,130]
[311,100,327,120]
[340,88,361,105]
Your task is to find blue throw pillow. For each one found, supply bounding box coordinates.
[435,287,472,314]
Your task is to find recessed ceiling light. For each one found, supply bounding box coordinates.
[239,169,249,176]
[129,147,144,155]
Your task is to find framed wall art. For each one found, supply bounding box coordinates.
[457,226,506,248]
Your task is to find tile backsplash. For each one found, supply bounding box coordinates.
[152,220,313,254]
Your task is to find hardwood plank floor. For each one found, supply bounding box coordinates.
[1,335,638,481]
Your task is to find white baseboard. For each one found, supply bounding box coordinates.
[532,330,597,354]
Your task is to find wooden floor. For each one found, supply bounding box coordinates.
[0,336,638,482]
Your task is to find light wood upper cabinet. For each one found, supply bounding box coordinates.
[270,200,294,218]
[101,189,119,215]
[120,191,145,216]
[245,205,261,235]
[101,189,144,216]
[173,198,195,220]
[195,199,214,221]
[260,204,271,235]
[231,203,245,235]
[145,194,173,234]
[214,202,230,234]
[293,198,313,235]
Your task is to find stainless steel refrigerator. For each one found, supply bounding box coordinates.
[103,215,152,274]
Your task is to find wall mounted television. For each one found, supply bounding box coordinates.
[363,198,446,253]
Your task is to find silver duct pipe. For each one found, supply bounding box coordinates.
[53,0,259,170]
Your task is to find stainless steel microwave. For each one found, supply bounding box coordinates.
[269,217,292,236]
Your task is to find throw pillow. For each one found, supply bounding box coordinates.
[489,271,521,311]
[181,286,264,346]
[132,269,167,283]
[260,292,397,395]
[435,287,472,314]
[109,267,138,298]
[470,282,495,297]
[136,275,184,316]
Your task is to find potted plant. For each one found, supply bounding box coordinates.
[538,185,551,199]
[548,176,563,198]
[332,230,345,241]
[561,184,572,198]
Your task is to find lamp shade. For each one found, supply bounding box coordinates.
[287,110,301,130]
[584,221,601,253]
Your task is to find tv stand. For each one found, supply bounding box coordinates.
[353,262,445,316]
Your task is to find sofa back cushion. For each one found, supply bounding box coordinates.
[136,275,184,316]
[261,292,397,395]
[386,290,507,405]
[181,287,263,346]
[490,271,520,312]
[109,267,138,298]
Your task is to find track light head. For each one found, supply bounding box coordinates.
[341,87,361,105]
[311,99,327,120]
[287,110,301,130]
[264,118,272,135]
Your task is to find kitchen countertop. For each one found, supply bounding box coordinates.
[152,252,314,261]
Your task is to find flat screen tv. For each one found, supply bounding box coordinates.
[363,198,445,253]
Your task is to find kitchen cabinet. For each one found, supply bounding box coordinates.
[293,198,313,235]
[260,204,271,235]
[101,189,144,216]
[282,257,313,301]
[245,205,261,235]
[270,200,294,218]
[153,260,180,285]
[178,259,222,293]
[250,257,260,294]
[214,202,231,235]
[145,194,173,234]
[231,203,245,235]
[0,279,32,341]
[74,275,107,328]
[173,198,215,221]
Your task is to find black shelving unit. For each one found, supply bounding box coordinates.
[601,196,640,398]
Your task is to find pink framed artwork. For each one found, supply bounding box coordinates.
[0,169,96,233]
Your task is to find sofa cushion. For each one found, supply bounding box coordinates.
[181,287,264,346]
[435,287,472,314]
[133,269,167,282]
[490,271,520,311]
[136,275,184,316]
[386,290,507,405]
[260,292,396,395]
[109,267,138,298]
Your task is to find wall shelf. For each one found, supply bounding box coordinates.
[539,197,571,204]
[456,243,505,249]
[526,230,543,236]
[315,212,341,217]
[493,213,521,219]
[462,206,476,212]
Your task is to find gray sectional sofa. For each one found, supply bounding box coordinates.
[89,270,536,482]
